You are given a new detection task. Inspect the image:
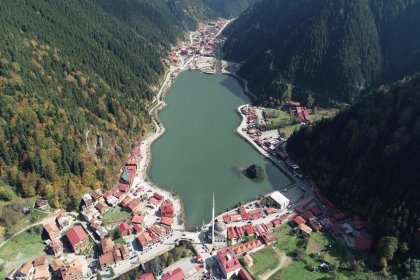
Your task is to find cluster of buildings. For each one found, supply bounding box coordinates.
[164,19,228,75]
[286,101,312,123]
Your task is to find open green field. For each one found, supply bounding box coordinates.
[265,107,338,138]
[248,247,280,277]
[102,206,131,226]
[251,224,372,280]
[0,225,45,278]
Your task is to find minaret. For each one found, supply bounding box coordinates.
[212,192,215,244]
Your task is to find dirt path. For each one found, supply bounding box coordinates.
[260,251,293,280]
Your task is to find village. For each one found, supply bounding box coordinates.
[1,20,373,280]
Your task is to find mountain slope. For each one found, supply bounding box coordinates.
[223,0,420,104]
[202,0,259,17]
[0,0,197,211]
[287,74,420,265]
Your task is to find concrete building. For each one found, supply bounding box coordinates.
[66,226,89,254]
[269,191,290,210]
[216,248,241,279]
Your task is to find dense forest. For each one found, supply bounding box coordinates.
[287,75,420,271]
[0,0,259,234]
[223,0,420,105]
[0,0,216,213]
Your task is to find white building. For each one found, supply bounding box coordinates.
[269,191,290,210]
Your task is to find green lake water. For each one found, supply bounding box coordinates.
[149,71,293,227]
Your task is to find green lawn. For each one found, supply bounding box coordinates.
[102,207,131,225]
[274,224,301,255]
[248,247,280,277]
[0,225,45,278]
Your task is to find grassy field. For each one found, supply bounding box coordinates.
[265,107,338,138]
[274,224,301,255]
[0,225,45,278]
[102,207,131,226]
[248,247,280,277]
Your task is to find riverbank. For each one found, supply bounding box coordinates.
[235,104,297,183]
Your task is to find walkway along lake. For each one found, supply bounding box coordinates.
[149,71,293,227]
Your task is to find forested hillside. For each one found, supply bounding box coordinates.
[287,75,420,268]
[223,0,420,104]
[0,0,201,212]
[202,0,258,17]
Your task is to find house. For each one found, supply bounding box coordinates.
[161,268,184,280]
[119,183,129,193]
[82,193,93,209]
[233,240,262,255]
[34,256,48,268]
[153,192,163,201]
[15,262,34,280]
[56,213,69,229]
[90,189,103,202]
[160,217,173,227]
[120,164,136,186]
[138,272,155,280]
[133,224,142,234]
[99,252,115,270]
[95,201,109,214]
[161,200,174,217]
[96,227,109,239]
[243,224,254,236]
[66,225,89,254]
[216,248,241,279]
[121,196,133,208]
[149,197,160,206]
[113,244,130,262]
[50,259,65,278]
[355,232,373,251]
[33,266,50,280]
[261,232,276,244]
[35,199,49,210]
[298,223,313,236]
[44,222,60,240]
[119,222,132,236]
[101,237,114,254]
[81,208,99,222]
[127,198,142,213]
[61,258,84,280]
[294,216,306,225]
[131,215,143,224]
[137,232,153,249]
[238,268,252,280]
[48,239,64,257]
[106,195,119,207]
[242,254,253,267]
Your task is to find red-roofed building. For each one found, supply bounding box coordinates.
[355,232,372,251]
[44,222,60,240]
[137,232,153,249]
[160,217,173,227]
[227,227,239,240]
[138,273,154,280]
[294,216,306,225]
[216,248,241,279]
[244,224,254,236]
[238,268,252,280]
[298,223,312,236]
[48,239,64,256]
[233,239,262,255]
[119,222,132,236]
[99,252,114,270]
[261,232,276,244]
[304,210,316,221]
[121,196,133,208]
[120,164,136,186]
[127,199,142,213]
[223,215,231,223]
[66,226,89,254]
[309,204,323,216]
[161,200,174,217]
[153,193,163,201]
[161,268,184,280]
[241,213,250,220]
[119,184,129,192]
[132,215,143,224]
[149,197,160,205]
[133,224,143,234]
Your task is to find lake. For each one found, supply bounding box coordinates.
[149,71,293,227]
